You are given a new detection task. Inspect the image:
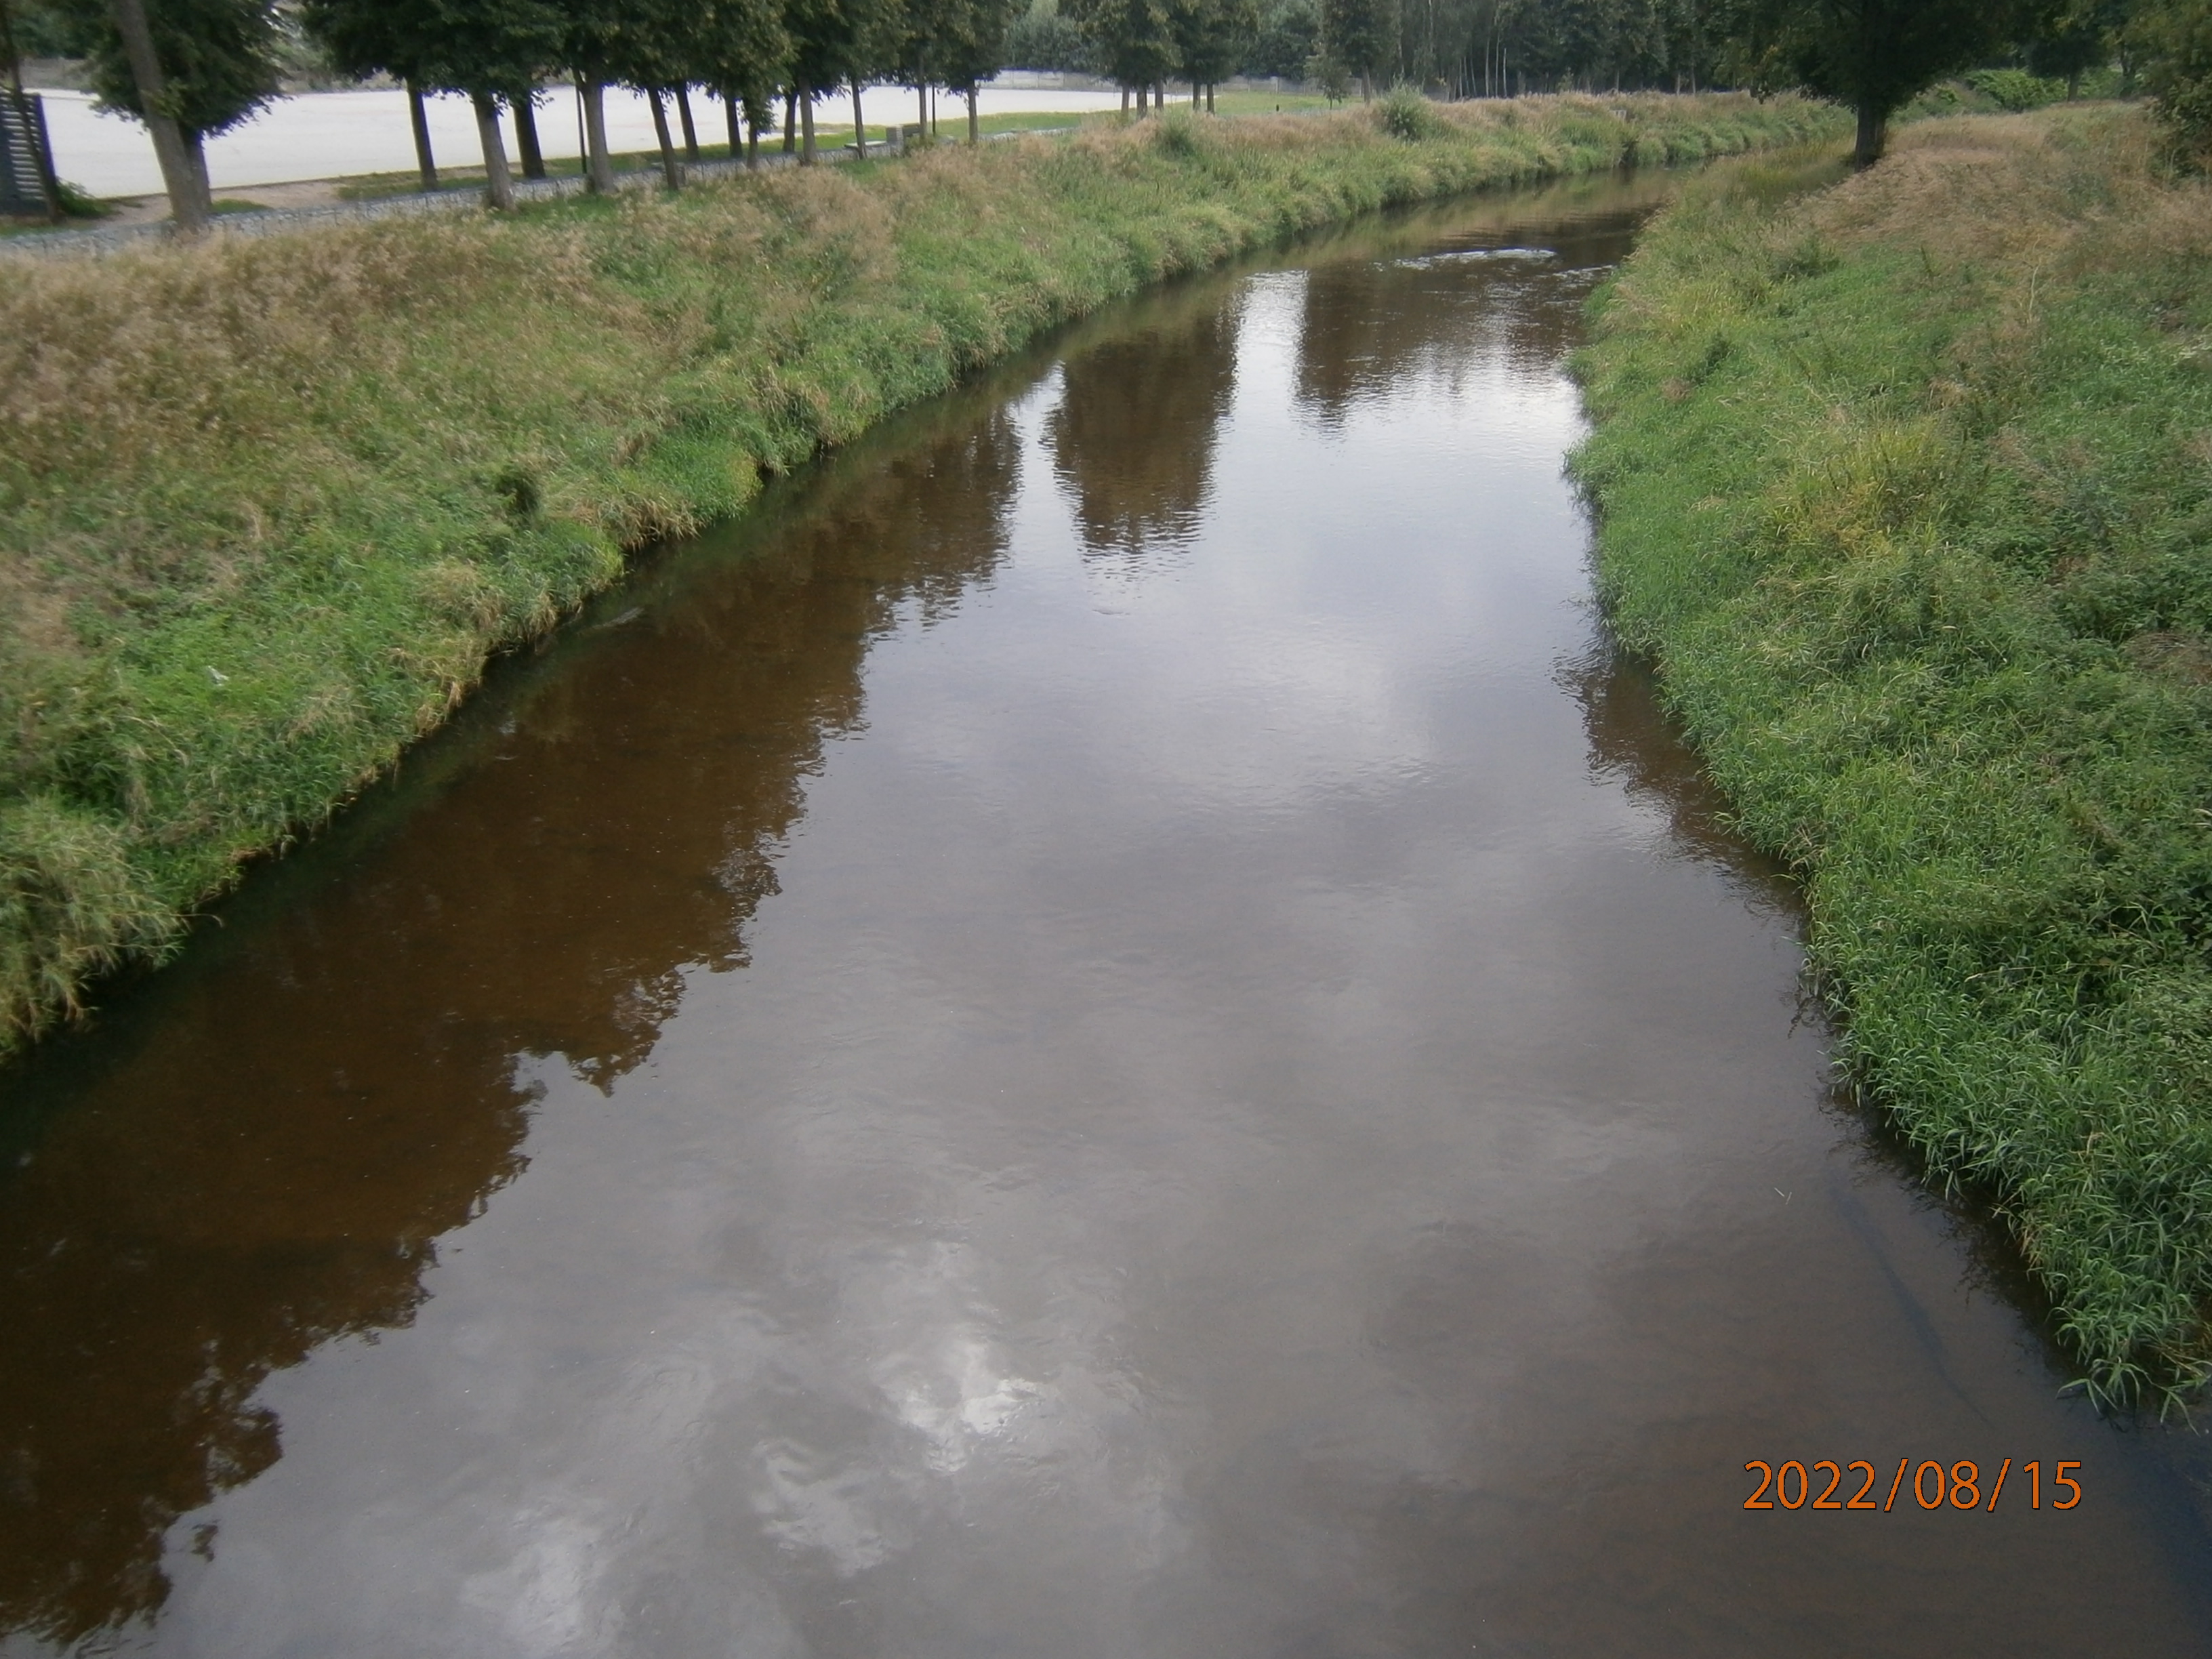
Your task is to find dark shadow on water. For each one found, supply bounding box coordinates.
[0,388,1029,1647]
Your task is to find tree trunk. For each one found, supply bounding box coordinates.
[917,81,927,139]
[185,128,210,206]
[726,93,741,157]
[647,87,681,188]
[108,0,207,232]
[1360,73,1372,102]
[473,91,515,209]
[851,81,867,156]
[1206,82,1214,112]
[966,85,979,144]
[1121,85,1129,115]
[514,95,545,179]
[800,93,816,164]
[676,85,700,161]
[1136,83,1147,115]
[406,80,438,190]
[579,77,615,194]
[783,89,797,152]
[1853,101,1885,169]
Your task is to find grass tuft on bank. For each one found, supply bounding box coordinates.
[0,94,1837,1059]
[1573,108,2212,1405]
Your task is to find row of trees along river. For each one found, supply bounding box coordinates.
[0,0,2191,230]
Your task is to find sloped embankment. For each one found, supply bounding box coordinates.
[0,93,1836,1057]
[1574,110,2212,1402]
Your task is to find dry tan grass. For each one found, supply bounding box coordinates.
[1803,107,2212,280]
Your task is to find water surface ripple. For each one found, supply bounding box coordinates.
[4,176,2209,1658]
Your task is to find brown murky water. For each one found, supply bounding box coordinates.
[5,176,2211,1658]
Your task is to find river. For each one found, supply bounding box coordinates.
[3,174,2209,1658]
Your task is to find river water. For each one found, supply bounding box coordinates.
[4,176,2210,1658]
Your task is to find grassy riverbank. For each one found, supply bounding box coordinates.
[0,94,1836,1058]
[1574,109,2212,1403]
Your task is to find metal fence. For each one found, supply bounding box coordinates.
[1,89,60,220]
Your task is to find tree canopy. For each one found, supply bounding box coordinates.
[72,0,283,140]
[1320,0,1395,94]
[1718,0,2025,162]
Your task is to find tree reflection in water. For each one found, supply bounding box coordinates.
[1046,286,1242,578]
[1292,213,1640,430]
[0,397,1027,1648]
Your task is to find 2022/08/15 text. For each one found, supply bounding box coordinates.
[1743,1460,2083,1512]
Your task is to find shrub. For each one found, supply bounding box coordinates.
[1376,84,1439,141]
[2139,0,2212,159]
[1963,67,2067,111]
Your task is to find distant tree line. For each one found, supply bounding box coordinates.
[3,0,2205,229]
[1006,0,2178,148]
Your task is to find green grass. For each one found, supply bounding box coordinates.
[0,91,1837,1065]
[1572,107,2212,1406]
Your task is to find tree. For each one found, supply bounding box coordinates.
[1067,0,1174,106]
[300,0,443,190]
[559,0,627,189]
[2024,0,2129,91]
[782,0,896,161]
[1319,0,1393,96]
[1241,0,1316,79]
[1003,5,1092,69]
[304,0,562,206]
[64,0,284,230]
[904,0,1021,141]
[699,0,790,165]
[1719,0,2024,165]
[1169,0,1256,104]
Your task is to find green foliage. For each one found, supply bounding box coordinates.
[2024,0,2131,86]
[1573,106,2212,1404]
[700,0,793,109]
[1376,81,1439,136]
[1002,5,1094,68]
[1306,44,1351,98]
[1241,0,1315,77]
[65,0,283,139]
[1963,64,2069,108]
[47,176,106,216]
[1150,102,1202,149]
[1065,0,1175,87]
[1168,0,1257,87]
[0,796,174,1044]
[1718,0,2025,160]
[1319,0,1392,89]
[2137,0,2212,157]
[300,0,565,102]
[0,92,1837,1058]
[901,0,1021,93]
[7,0,98,58]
